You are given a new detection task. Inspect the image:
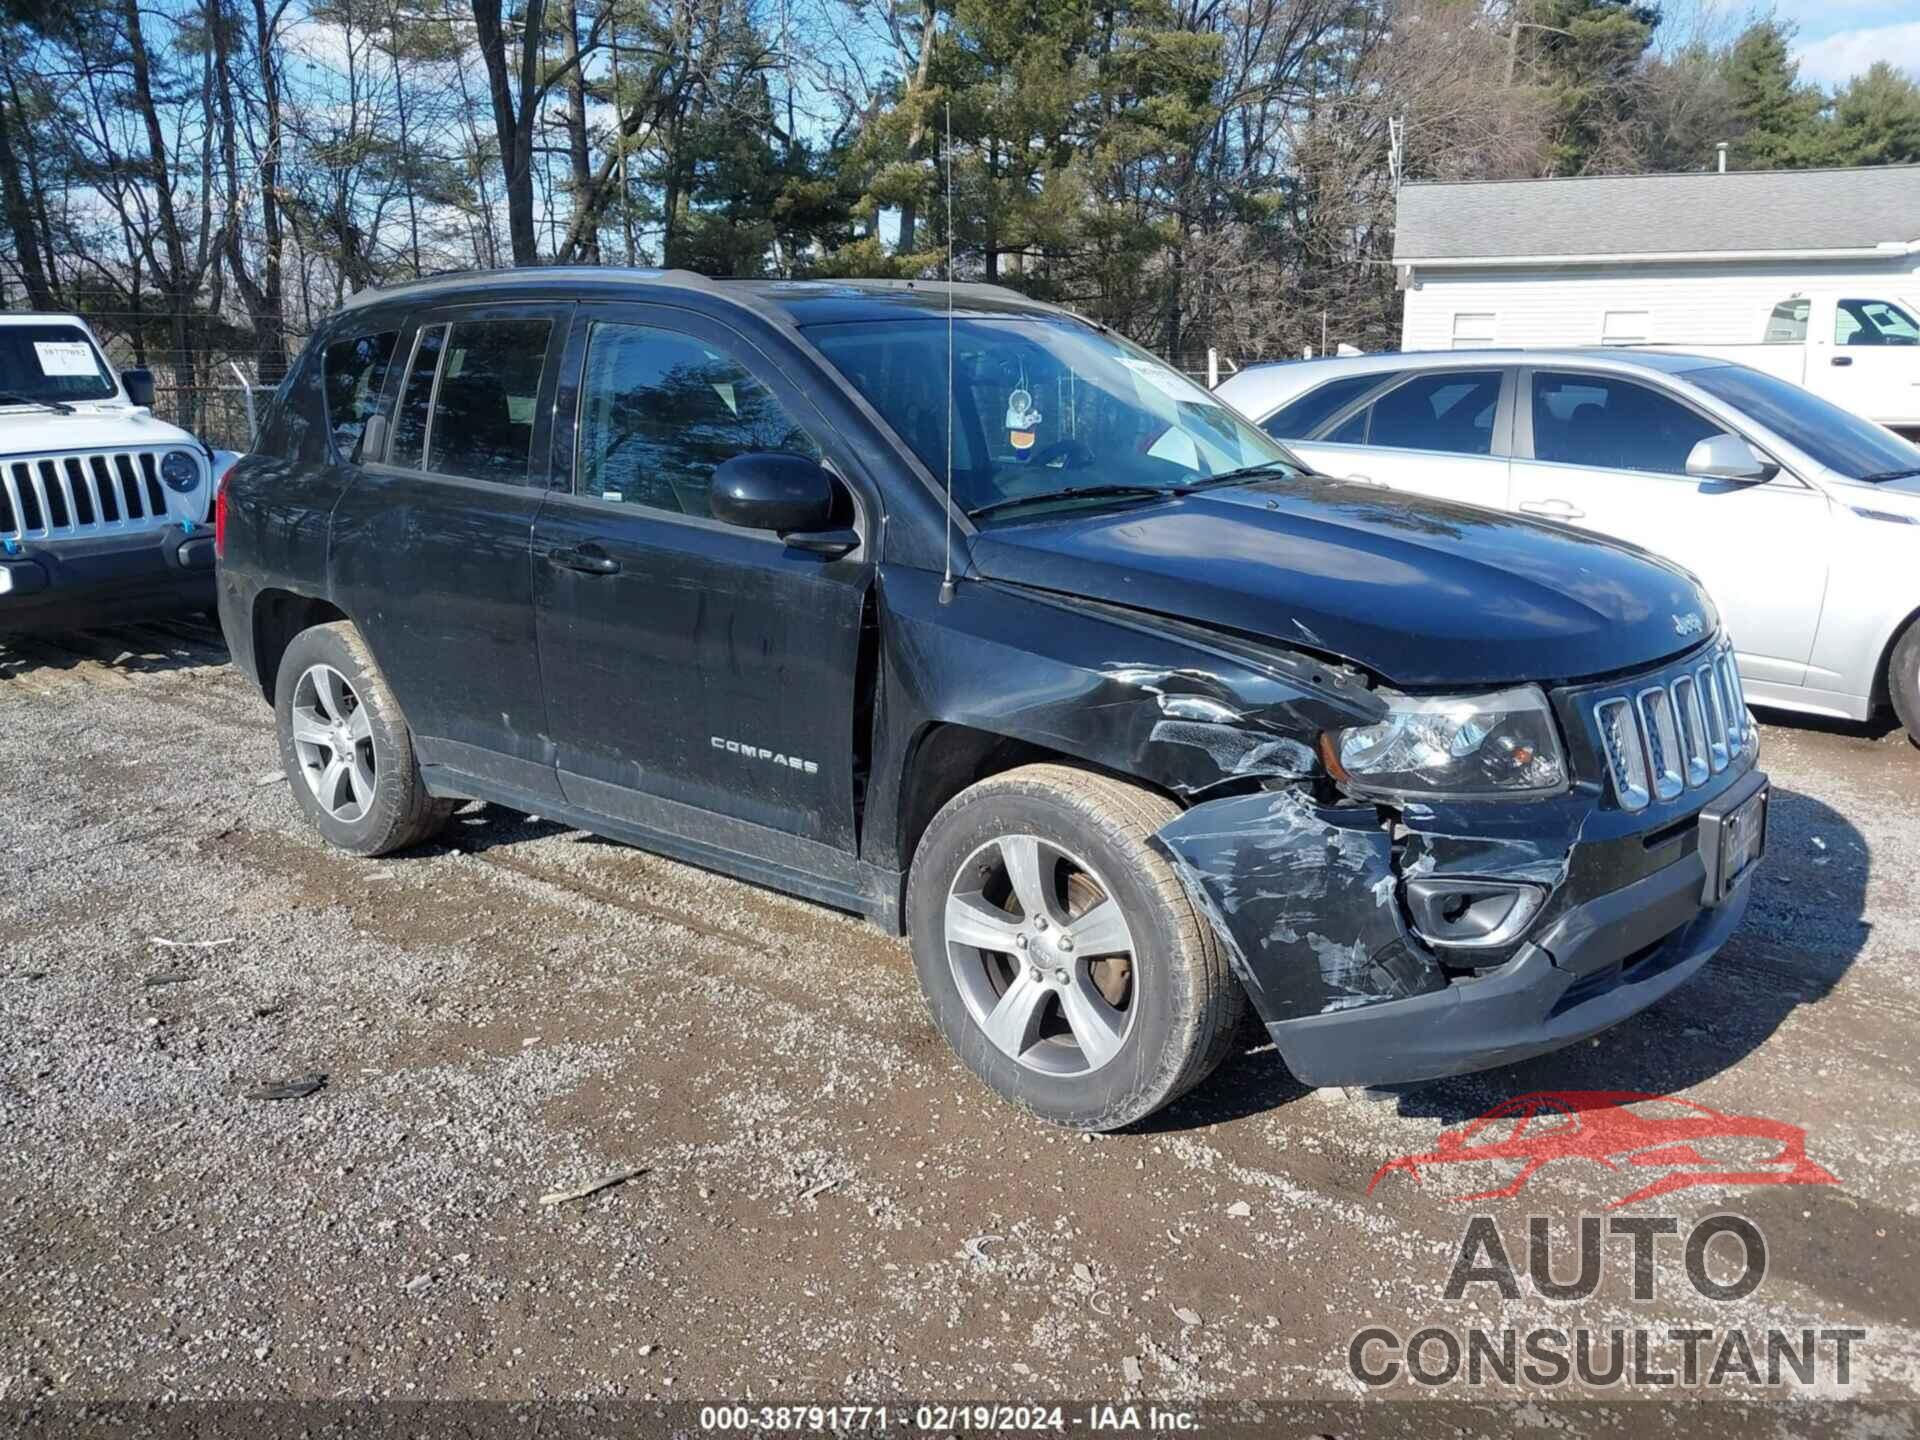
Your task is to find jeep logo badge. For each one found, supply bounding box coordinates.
[1673,612,1704,637]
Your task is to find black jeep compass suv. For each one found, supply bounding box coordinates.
[216,269,1767,1129]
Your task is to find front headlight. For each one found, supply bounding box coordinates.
[160,449,200,492]
[1324,685,1566,799]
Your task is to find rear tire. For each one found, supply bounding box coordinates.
[273,621,455,856]
[1890,618,1920,748]
[906,764,1245,1131]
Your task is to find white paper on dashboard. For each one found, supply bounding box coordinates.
[33,341,98,377]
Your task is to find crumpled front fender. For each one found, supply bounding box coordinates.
[1148,788,1450,1025]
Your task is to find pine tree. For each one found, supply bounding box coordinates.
[1725,20,1825,169]
[1508,0,1660,174]
[1825,62,1920,166]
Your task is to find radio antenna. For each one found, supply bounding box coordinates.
[938,99,956,606]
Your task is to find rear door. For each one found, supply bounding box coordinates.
[330,300,570,801]
[1507,367,1829,687]
[1284,367,1514,510]
[531,302,874,859]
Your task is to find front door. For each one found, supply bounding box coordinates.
[1822,296,1920,430]
[531,303,874,860]
[1508,368,1830,688]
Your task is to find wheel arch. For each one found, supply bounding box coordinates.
[891,721,1185,917]
[1870,601,1920,711]
[251,588,350,704]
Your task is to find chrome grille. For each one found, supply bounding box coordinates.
[0,447,186,542]
[1593,643,1751,812]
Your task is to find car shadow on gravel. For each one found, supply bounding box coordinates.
[1140,783,1869,1134]
[423,802,575,853]
[0,616,229,681]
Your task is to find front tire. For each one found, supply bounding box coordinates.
[906,764,1245,1130]
[273,621,455,856]
[1890,618,1920,748]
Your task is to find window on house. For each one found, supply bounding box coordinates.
[1601,310,1650,345]
[1450,313,1497,349]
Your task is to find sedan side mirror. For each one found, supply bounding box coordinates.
[121,367,156,409]
[1686,433,1778,483]
[710,453,857,557]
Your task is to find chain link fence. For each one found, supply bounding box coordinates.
[1166,351,1242,390]
[149,380,260,452]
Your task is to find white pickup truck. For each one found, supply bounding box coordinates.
[0,312,233,633]
[1646,291,1920,440]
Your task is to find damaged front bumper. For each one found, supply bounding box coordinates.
[1150,760,1766,1090]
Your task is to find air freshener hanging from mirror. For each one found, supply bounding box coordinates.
[1005,388,1042,451]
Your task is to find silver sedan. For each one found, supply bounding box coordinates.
[1217,349,1920,744]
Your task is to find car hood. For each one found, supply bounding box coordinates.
[1834,473,1920,506]
[966,476,1715,688]
[0,405,199,458]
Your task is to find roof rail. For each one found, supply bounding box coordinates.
[338,264,718,311]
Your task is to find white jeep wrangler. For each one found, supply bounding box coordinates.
[0,312,233,633]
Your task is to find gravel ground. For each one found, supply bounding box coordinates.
[3,618,1918,1413]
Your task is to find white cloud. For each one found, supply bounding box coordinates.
[1794,20,1920,87]
[1769,0,1913,27]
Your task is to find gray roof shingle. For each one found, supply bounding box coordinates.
[1394,166,1920,263]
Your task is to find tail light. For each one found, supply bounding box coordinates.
[213,461,233,558]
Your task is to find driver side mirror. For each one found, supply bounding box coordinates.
[710,453,858,558]
[121,367,155,409]
[1686,433,1777,484]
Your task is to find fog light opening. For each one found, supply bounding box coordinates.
[1405,878,1546,950]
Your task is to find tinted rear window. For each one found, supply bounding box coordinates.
[1259,372,1389,440]
[322,330,399,463]
[1366,371,1502,455]
[390,325,445,469]
[426,319,551,485]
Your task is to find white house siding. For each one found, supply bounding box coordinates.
[1400,257,1920,352]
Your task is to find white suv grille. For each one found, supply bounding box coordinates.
[1594,644,1749,812]
[0,449,184,542]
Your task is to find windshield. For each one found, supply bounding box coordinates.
[1688,364,1920,481]
[806,316,1300,521]
[0,323,117,405]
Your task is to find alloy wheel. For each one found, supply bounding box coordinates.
[944,834,1139,1076]
[289,662,377,823]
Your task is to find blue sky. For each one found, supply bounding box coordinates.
[1654,0,1916,88]
[1770,0,1919,88]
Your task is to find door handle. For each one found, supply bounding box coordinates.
[1519,499,1585,519]
[1344,473,1386,488]
[546,544,621,576]
[1831,356,1853,367]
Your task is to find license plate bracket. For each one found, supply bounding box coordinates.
[1698,779,1767,906]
